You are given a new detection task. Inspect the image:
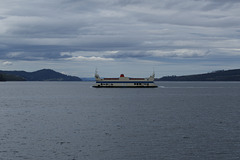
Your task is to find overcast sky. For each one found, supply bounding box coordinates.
[1,0,240,77]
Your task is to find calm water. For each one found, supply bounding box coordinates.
[0,82,240,160]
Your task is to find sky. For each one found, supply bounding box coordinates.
[1,0,240,78]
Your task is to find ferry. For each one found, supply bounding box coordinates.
[92,71,158,88]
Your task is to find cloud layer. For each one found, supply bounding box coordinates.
[1,0,240,76]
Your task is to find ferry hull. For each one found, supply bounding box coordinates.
[92,85,158,88]
[92,81,158,88]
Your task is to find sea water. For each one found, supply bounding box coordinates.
[0,82,240,160]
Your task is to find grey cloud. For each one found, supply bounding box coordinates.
[0,16,6,20]
[135,2,240,28]
[0,0,240,64]
[202,0,240,3]
[104,51,151,59]
[116,0,144,6]
[0,50,71,61]
[103,48,211,60]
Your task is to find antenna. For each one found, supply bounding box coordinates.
[95,68,100,79]
[152,67,155,78]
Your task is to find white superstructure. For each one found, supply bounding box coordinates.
[92,71,158,88]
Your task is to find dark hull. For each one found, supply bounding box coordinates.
[92,86,158,88]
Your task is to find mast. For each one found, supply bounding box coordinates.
[149,71,155,81]
[95,68,101,80]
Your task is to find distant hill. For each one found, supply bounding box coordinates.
[0,72,25,81]
[156,69,240,81]
[80,77,95,81]
[0,69,82,81]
